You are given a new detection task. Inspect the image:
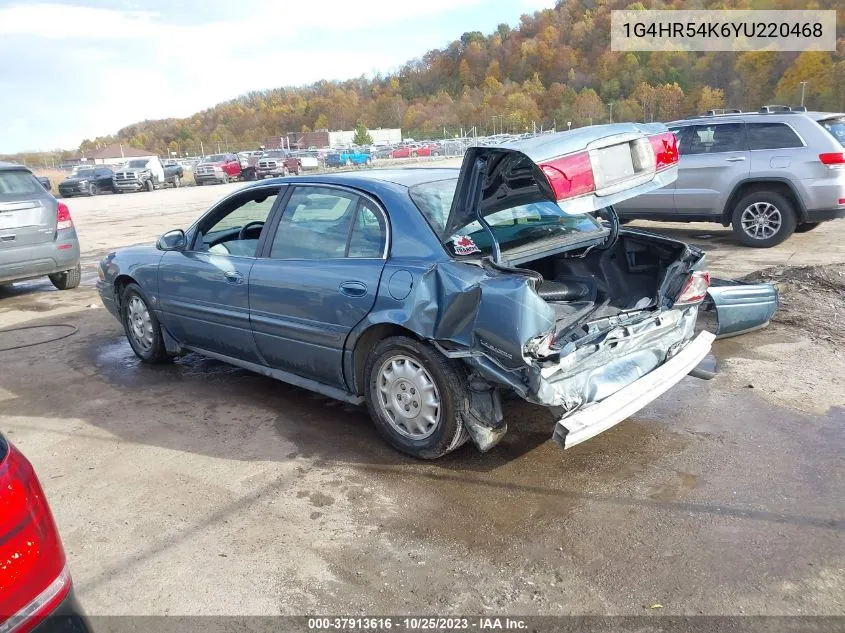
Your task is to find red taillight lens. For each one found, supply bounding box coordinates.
[539,151,596,200]
[676,271,711,305]
[0,443,69,632]
[649,132,679,171]
[819,153,845,165]
[56,202,73,231]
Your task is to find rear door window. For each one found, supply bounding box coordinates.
[745,123,804,150]
[686,123,745,155]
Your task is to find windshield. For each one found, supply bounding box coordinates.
[819,117,845,147]
[74,169,96,178]
[263,151,286,158]
[409,178,604,257]
[125,160,148,168]
[205,154,226,162]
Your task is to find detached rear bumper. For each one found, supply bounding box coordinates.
[553,331,714,449]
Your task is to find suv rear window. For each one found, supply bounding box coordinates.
[409,178,603,257]
[819,117,845,147]
[746,123,803,150]
[0,170,45,199]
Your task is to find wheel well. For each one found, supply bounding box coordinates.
[721,181,804,226]
[351,323,421,395]
[113,274,136,308]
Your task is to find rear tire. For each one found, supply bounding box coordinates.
[364,336,469,460]
[795,222,821,233]
[48,264,81,290]
[731,191,796,248]
[120,283,172,364]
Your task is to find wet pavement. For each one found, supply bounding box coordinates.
[0,279,842,617]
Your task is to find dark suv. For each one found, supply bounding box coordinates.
[616,110,845,247]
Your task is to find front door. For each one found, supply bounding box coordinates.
[249,185,388,388]
[156,185,284,362]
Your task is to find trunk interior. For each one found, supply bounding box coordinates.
[521,234,691,337]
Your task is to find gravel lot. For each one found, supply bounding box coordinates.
[1,173,843,618]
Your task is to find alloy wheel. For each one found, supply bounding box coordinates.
[740,202,782,240]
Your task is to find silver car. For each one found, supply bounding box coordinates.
[616,110,845,247]
[0,162,82,290]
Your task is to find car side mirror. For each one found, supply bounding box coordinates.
[157,229,187,251]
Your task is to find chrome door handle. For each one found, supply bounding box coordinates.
[725,156,746,162]
[339,281,367,297]
[223,271,244,284]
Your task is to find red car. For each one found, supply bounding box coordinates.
[0,434,90,633]
[390,143,442,159]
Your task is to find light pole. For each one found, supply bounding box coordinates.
[491,116,497,135]
[608,102,614,124]
[800,81,808,107]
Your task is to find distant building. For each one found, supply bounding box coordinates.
[86,143,157,166]
[265,128,402,150]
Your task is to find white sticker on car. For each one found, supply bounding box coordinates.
[453,235,481,255]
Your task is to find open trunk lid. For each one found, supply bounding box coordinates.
[445,123,679,247]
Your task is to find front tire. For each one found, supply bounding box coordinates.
[89,183,99,196]
[173,175,181,188]
[120,283,172,364]
[731,191,796,248]
[795,222,821,233]
[364,336,469,459]
[144,179,154,192]
[48,264,81,290]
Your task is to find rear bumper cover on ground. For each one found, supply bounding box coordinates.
[553,331,715,449]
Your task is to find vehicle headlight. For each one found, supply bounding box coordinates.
[77,180,87,187]
[213,166,224,173]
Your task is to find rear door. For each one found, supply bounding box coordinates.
[249,185,389,388]
[0,169,56,248]
[745,121,807,176]
[672,122,749,219]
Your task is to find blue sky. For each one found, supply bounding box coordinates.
[0,0,556,153]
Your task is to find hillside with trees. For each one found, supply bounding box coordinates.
[7,0,845,162]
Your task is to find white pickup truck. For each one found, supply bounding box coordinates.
[113,157,181,192]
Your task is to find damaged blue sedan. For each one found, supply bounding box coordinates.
[97,124,778,459]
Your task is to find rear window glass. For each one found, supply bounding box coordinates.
[409,178,603,257]
[819,117,845,147]
[746,123,803,150]
[0,170,45,198]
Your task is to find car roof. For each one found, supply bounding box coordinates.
[255,168,460,189]
[669,111,845,126]
[0,161,33,173]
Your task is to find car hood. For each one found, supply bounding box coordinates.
[444,123,679,241]
[61,177,94,185]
